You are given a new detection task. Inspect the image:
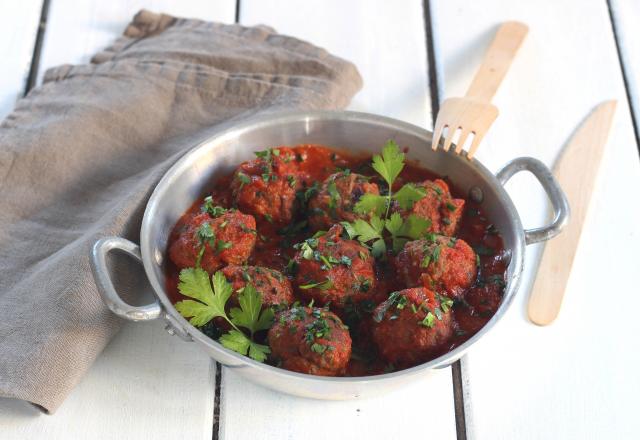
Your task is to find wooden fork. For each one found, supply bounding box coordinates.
[431,21,529,159]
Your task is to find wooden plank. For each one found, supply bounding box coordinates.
[609,0,640,144]
[0,321,216,439]
[0,1,235,438]
[37,0,237,84]
[0,0,43,118]
[429,0,640,438]
[217,2,457,440]
[242,0,433,128]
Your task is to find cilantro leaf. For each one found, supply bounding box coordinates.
[393,183,426,210]
[175,269,231,327]
[354,193,387,216]
[229,284,275,335]
[371,140,405,187]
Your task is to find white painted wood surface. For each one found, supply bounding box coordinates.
[0,0,43,118]
[37,0,237,83]
[430,0,640,438]
[241,0,432,128]
[2,0,640,439]
[610,0,640,141]
[0,1,235,439]
[220,2,457,440]
[0,321,215,440]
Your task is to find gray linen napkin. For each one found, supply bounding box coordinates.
[0,9,362,414]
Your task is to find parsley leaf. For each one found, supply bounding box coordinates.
[384,212,404,236]
[351,218,384,242]
[393,183,426,210]
[354,193,387,216]
[219,330,271,363]
[175,269,273,363]
[402,214,431,239]
[384,213,431,253]
[371,140,405,187]
[229,284,275,336]
[175,269,231,327]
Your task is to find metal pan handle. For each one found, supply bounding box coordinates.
[90,237,163,321]
[496,157,570,245]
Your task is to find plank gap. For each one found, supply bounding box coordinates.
[424,1,467,438]
[23,0,50,95]
[212,362,223,440]
[606,0,640,154]
[423,0,441,126]
[451,361,468,440]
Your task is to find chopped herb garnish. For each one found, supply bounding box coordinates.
[237,172,251,188]
[420,312,435,328]
[299,279,334,290]
[311,343,327,354]
[216,240,232,254]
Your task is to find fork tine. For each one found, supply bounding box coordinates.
[454,129,471,154]
[442,126,458,152]
[431,121,445,151]
[467,129,486,159]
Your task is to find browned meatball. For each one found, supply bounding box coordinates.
[394,236,477,298]
[230,147,305,225]
[293,224,376,309]
[221,265,294,309]
[169,211,256,273]
[308,171,380,230]
[268,306,352,376]
[400,179,464,236]
[371,287,453,368]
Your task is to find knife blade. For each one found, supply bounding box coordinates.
[527,100,617,325]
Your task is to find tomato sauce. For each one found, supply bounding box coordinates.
[165,145,508,375]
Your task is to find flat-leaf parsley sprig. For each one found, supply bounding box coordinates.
[343,141,433,257]
[175,268,274,362]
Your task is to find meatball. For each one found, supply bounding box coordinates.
[169,211,256,273]
[230,147,305,225]
[394,236,477,298]
[293,224,376,309]
[402,179,464,236]
[371,287,453,368]
[268,306,352,376]
[308,171,380,230]
[221,265,294,309]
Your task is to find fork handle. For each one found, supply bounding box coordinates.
[465,21,528,103]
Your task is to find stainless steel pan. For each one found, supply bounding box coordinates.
[90,110,569,399]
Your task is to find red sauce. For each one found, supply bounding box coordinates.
[165,145,508,375]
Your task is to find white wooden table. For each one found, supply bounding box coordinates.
[1,1,639,439]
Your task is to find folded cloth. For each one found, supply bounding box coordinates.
[0,9,362,414]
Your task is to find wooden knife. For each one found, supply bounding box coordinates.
[527,100,617,326]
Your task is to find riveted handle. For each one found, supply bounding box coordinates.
[90,237,162,321]
[496,157,570,244]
